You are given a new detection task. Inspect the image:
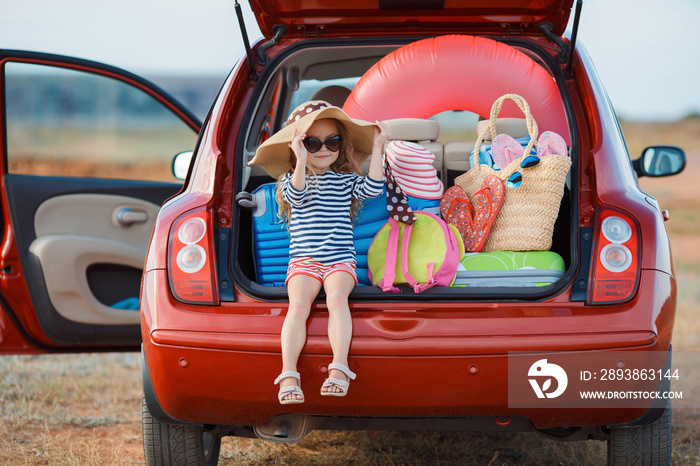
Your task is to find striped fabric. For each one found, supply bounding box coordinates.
[280,172,384,264]
[286,257,358,285]
[385,140,444,199]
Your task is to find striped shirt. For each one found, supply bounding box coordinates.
[280,171,384,264]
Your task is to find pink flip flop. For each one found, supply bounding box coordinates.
[491,133,526,169]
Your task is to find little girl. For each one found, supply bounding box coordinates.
[249,101,387,404]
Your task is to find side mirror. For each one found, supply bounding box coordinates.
[172,151,194,180]
[633,145,686,178]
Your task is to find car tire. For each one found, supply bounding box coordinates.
[142,394,221,466]
[607,399,672,466]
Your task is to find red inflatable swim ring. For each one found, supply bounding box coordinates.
[343,35,568,142]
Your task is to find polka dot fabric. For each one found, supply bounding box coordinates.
[384,161,417,225]
[286,101,329,125]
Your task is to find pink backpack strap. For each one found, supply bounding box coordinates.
[399,221,438,293]
[376,217,401,293]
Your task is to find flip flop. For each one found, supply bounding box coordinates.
[491,133,526,169]
[439,175,504,252]
[537,131,567,158]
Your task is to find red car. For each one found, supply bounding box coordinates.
[0,1,686,465]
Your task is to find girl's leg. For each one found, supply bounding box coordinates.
[279,274,322,402]
[321,271,356,394]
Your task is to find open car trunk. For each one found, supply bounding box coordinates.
[232,35,576,301]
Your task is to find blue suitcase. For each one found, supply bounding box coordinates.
[249,182,439,286]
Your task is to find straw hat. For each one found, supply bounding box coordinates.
[385,140,444,199]
[248,100,377,178]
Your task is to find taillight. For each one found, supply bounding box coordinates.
[587,208,640,305]
[168,207,219,305]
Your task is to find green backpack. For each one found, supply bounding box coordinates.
[368,212,465,293]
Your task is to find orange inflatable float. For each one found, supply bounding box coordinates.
[343,35,569,142]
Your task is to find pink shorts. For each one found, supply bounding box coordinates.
[285,257,358,285]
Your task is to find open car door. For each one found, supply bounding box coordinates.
[0,51,202,353]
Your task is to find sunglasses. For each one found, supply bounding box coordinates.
[302,135,342,153]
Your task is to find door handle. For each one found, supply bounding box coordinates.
[115,207,149,226]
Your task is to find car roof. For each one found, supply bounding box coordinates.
[248,0,574,38]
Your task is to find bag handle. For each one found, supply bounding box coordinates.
[472,94,538,170]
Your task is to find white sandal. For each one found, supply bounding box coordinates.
[275,371,304,405]
[320,363,356,397]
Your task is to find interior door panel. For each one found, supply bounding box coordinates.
[4,174,180,345]
[30,193,162,325]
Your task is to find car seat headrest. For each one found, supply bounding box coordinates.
[475,118,529,142]
[311,85,352,108]
[383,118,439,142]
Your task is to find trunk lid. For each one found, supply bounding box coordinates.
[249,0,575,39]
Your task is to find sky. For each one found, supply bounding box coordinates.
[2,0,699,121]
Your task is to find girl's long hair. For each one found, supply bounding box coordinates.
[276,119,365,225]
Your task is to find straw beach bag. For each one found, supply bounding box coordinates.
[454,94,571,252]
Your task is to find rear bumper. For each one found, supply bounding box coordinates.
[141,268,675,429]
[142,339,666,428]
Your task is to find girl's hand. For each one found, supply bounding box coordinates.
[367,121,389,182]
[289,129,308,165]
[373,120,390,149]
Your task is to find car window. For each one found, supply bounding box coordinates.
[605,89,632,161]
[4,62,197,182]
[430,110,480,143]
[290,77,359,111]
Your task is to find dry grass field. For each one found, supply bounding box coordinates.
[1,119,699,465]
